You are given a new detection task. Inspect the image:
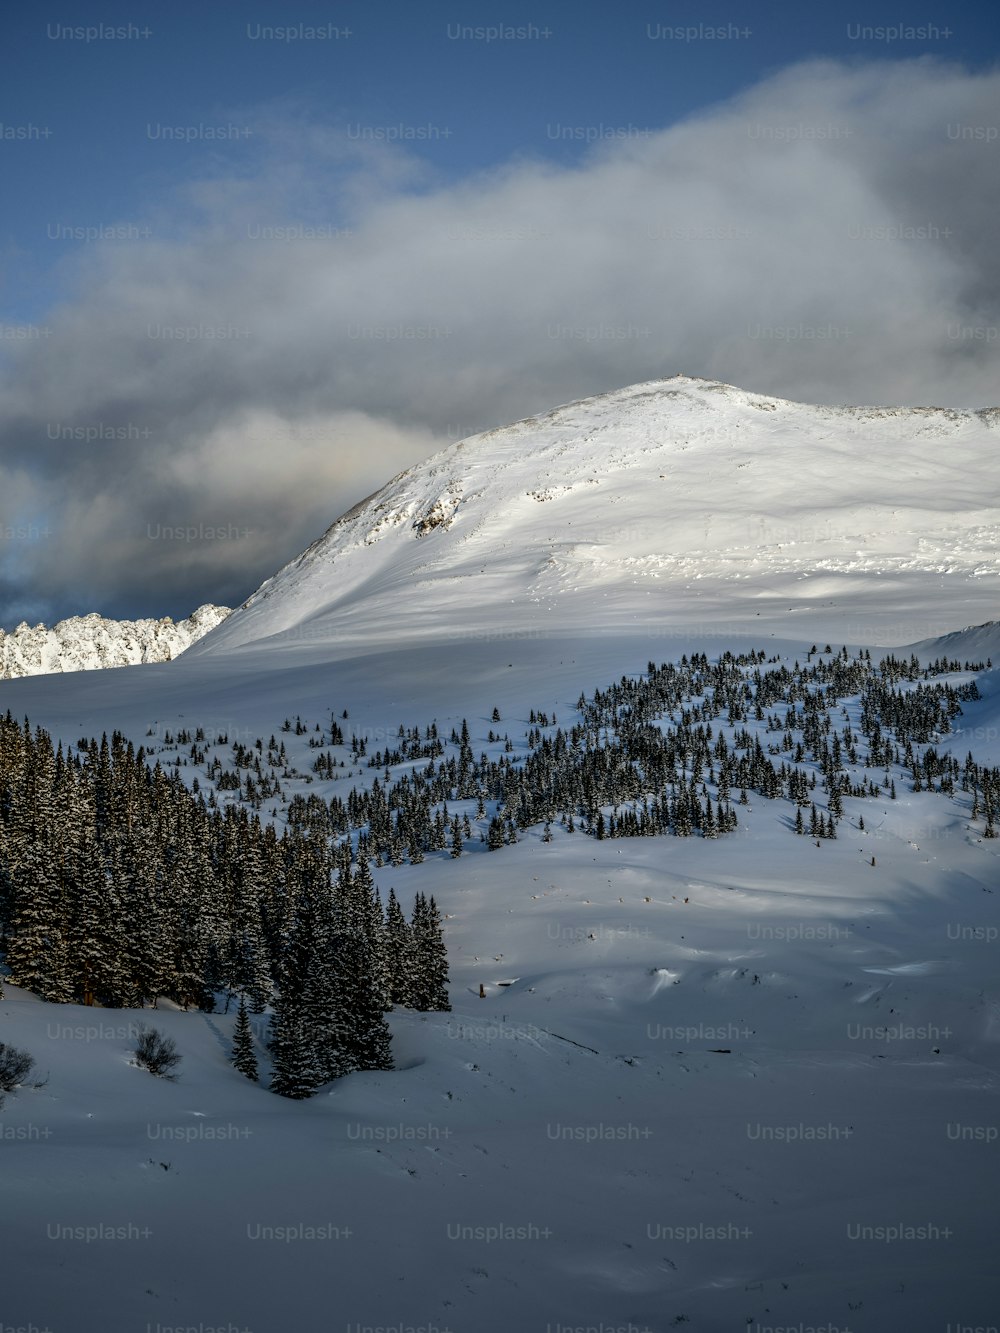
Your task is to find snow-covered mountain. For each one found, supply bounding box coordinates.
[0,602,230,679]
[3,377,1000,1332]
[193,374,1000,659]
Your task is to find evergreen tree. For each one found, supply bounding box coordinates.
[329,919,394,1073]
[6,835,67,1001]
[231,995,259,1082]
[5,733,71,1001]
[411,893,450,1011]
[269,887,328,1099]
[385,888,416,1008]
[268,999,317,1098]
[66,827,115,1006]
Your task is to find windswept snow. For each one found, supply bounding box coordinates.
[190,374,1000,658]
[2,815,998,1330]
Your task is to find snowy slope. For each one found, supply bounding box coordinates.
[2,770,999,1332]
[0,602,230,679]
[2,376,1000,1333]
[911,617,1000,663]
[910,621,1000,765]
[191,374,1000,658]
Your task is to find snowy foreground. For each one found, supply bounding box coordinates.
[2,376,1000,1330]
[2,627,999,1332]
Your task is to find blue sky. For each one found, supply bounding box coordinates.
[1,0,999,626]
[5,0,996,321]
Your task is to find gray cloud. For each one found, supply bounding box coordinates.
[1,58,998,626]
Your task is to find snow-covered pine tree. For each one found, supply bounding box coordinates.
[163,802,215,1011]
[385,887,416,1008]
[364,886,392,1013]
[296,841,350,1085]
[66,826,115,1005]
[231,994,259,1082]
[269,886,328,1099]
[4,729,70,1001]
[6,829,67,1001]
[411,893,450,1011]
[328,918,394,1073]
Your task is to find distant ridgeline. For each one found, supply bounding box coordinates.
[1,644,998,1097]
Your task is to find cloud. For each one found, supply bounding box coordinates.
[1,57,998,624]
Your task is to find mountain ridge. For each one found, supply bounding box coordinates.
[190,373,1000,658]
[0,602,231,679]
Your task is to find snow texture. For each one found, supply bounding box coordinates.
[191,373,1000,657]
[1,376,999,1332]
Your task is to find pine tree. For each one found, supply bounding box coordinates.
[702,796,717,838]
[411,894,450,1011]
[6,835,66,1000]
[407,830,424,865]
[116,844,162,1007]
[231,995,259,1082]
[5,734,72,1001]
[269,891,327,1098]
[385,888,416,1007]
[360,881,392,1013]
[298,844,354,1084]
[268,995,319,1098]
[66,828,114,1005]
[163,802,215,1011]
[329,921,394,1073]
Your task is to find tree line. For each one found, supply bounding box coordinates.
[0,714,448,1097]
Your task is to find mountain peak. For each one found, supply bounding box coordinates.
[189,378,1000,658]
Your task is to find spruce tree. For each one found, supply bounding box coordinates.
[269,887,327,1099]
[385,888,416,1008]
[364,887,392,1013]
[329,920,394,1073]
[411,894,450,1011]
[268,997,318,1098]
[232,995,259,1082]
